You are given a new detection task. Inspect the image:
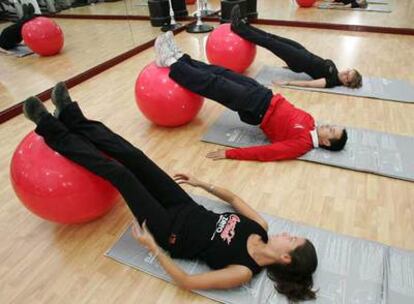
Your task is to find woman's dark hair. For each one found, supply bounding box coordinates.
[320,129,348,152]
[347,69,363,89]
[266,239,318,302]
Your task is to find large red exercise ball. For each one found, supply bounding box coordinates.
[135,62,204,127]
[10,132,119,224]
[22,17,64,56]
[296,0,316,8]
[206,23,256,73]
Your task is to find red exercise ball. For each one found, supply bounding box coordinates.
[135,62,204,127]
[10,132,119,224]
[296,0,316,8]
[206,23,256,73]
[22,17,64,56]
[185,0,196,4]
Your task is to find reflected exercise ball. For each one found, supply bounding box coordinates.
[22,17,64,56]
[296,0,316,8]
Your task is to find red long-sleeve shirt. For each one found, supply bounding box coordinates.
[225,94,316,161]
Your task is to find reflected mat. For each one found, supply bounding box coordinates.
[318,3,392,12]
[0,44,33,57]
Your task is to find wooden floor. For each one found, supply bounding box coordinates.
[1,6,414,304]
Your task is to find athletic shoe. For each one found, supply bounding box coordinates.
[154,34,176,67]
[23,96,48,124]
[51,82,73,118]
[164,31,183,60]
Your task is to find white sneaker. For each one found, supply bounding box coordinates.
[154,34,176,67]
[164,31,183,60]
[154,36,162,66]
[154,35,165,66]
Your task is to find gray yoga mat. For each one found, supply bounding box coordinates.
[106,195,414,304]
[0,44,34,57]
[255,66,414,103]
[318,3,392,12]
[201,110,414,181]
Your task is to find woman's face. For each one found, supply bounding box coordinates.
[268,232,306,262]
[339,69,356,86]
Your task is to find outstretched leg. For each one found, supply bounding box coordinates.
[24,98,174,249]
[178,54,263,89]
[230,20,311,72]
[161,31,266,89]
[51,83,197,210]
[230,5,306,50]
[232,22,306,50]
[169,55,273,125]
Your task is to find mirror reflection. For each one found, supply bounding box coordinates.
[1,0,413,116]
[7,0,408,30]
[0,16,164,112]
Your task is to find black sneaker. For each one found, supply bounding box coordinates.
[23,97,48,124]
[51,82,73,118]
[21,3,35,21]
[27,3,35,17]
[230,5,242,30]
[21,3,29,17]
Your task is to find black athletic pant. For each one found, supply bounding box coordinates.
[35,102,197,250]
[169,54,273,125]
[231,22,313,74]
[0,17,33,50]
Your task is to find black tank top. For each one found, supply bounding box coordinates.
[170,205,268,275]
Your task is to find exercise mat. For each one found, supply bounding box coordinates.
[201,110,414,181]
[255,66,414,103]
[106,195,414,304]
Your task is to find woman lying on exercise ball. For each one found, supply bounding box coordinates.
[22,82,318,302]
[230,5,363,89]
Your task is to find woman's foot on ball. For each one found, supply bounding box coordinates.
[23,97,48,124]
[164,31,183,60]
[154,35,176,67]
[51,82,73,118]
[230,5,242,30]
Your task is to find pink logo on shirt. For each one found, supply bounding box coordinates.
[211,214,241,245]
[220,214,240,244]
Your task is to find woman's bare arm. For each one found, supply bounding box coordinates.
[274,78,327,88]
[174,174,268,231]
[131,220,252,290]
